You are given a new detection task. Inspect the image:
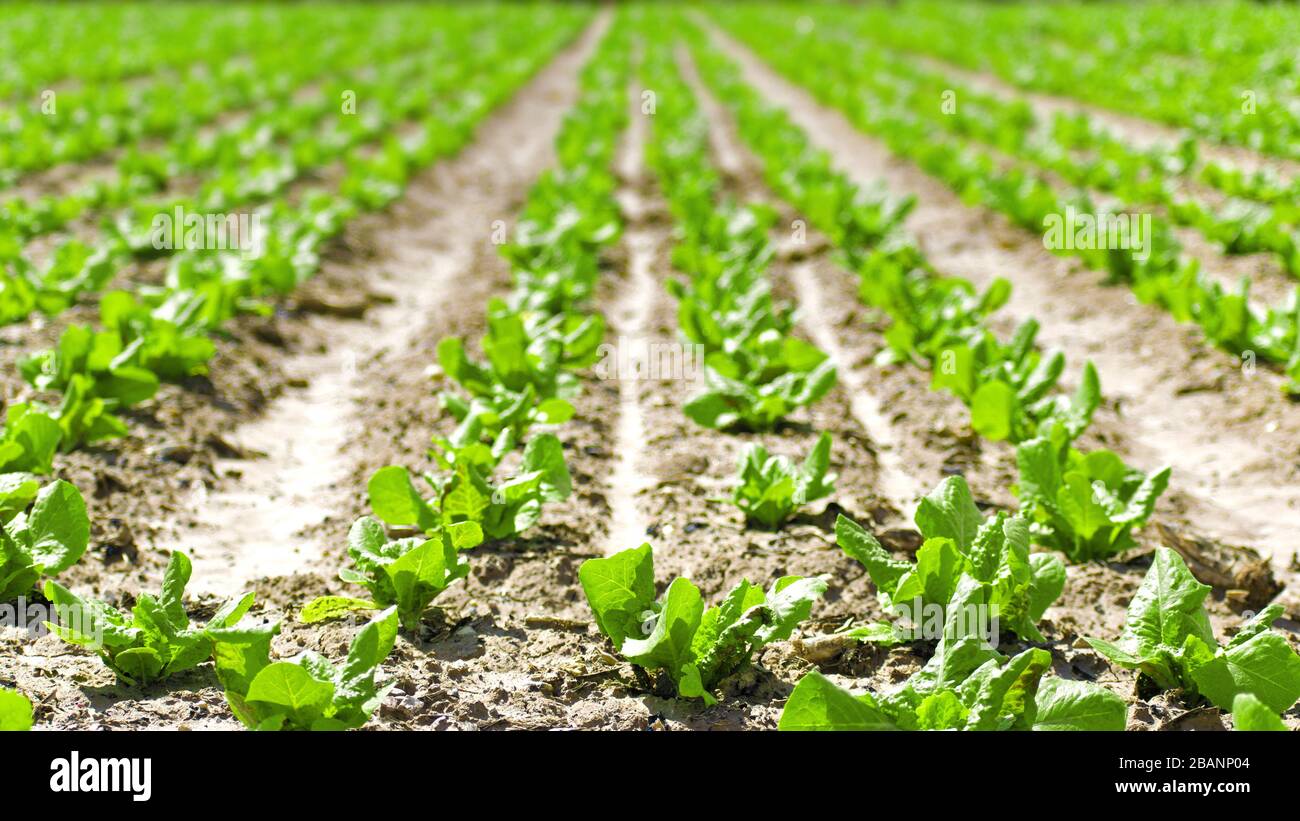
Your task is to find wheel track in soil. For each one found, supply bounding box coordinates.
[600,79,657,557]
[175,12,612,596]
[703,20,1300,568]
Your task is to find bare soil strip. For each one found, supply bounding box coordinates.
[600,88,658,556]
[703,23,1300,569]
[174,17,612,595]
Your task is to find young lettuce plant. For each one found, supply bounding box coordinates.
[365,432,571,541]
[837,475,1065,642]
[0,478,89,601]
[0,687,33,731]
[685,355,837,432]
[12,306,149,450]
[43,551,258,686]
[779,578,1128,730]
[731,432,836,528]
[436,298,601,442]
[300,516,482,631]
[224,606,400,731]
[1084,547,1300,714]
[931,321,1102,444]
[579,544,826,704]
[1016,422,1171,561]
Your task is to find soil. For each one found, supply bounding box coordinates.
[3,13,1298,733]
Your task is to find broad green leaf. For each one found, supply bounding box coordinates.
[778,671,896,730]
[1032,678,1128,730]
[21,480,89,574]
[367,466,438,532]
[621,577,703,676]
[970,380,1016,441]
[1231,692,1286,731]
[299,596,380,624]
[578,544,656,648]
[0,687,33,731]
[246,663,335,728]
[914,475,983,551]
[836,514,911,596]
[1189,632,1300,714]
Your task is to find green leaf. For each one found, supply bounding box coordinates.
[1032,678,1128,730]
[914,475,983,551]
[836,514,911,596]
[1027,553,1066,621]
[21,479,89,574]
[0,474,39,523]
[962,647,1052,730]
[246,663,336,729]
[208,619,280,695]
[520,433,571,502]
[1227,604,1283,649]
[1231,692,1287,731]
[621,577,704,677]
[893,537,965,611]
[578,544,656,648]
[158,551,191,627]
[970,380,1016,441]
[778,671,896,730]
[384,536,467,630]
[367,466,438,532]
[113,647,165,685]
[299,596,380,624]
[1189,632,1300,714]
[0,687,33,731]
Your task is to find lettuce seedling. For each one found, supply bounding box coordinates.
[779,577,1127,730]
[43,551,257,686]
[301,516,481,631]
[837,475,1065,642]
[0,478,89,601]
[225,606,399,731]
[1085,547,1300,713]
[732,432,836,528]
[53,375,131,450]
[1016,422,1170,561]
[685,357,837,432]
[580,543,826,704]
[20,323,160,408]
[931,321,1102,444]
[366,432,571,541]
[436,299,601,441]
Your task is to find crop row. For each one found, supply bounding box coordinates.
[0,7,587,469]
[3,7,1297,732]
[714,6,1300,396]
[834,1,1300,160]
